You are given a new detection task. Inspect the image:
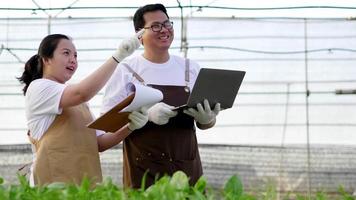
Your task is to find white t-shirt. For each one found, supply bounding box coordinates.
[101,54,201,113]
[25,78,104,186]
[25,78,104,140]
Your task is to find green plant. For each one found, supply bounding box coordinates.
[222,174,256,200]
[338,186,355,200]
[0,172,354,200]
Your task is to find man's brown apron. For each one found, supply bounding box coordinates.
[29,104,102,186]
[122,59,203,188]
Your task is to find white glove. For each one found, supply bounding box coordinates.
[183,99,220,125]
[148,102,178,125]
[128,107,148,131]
[112,30,144,62]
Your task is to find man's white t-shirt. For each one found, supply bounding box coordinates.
[101,54,201,114]
[25,78,104,186]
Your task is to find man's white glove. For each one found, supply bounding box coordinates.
[183,99,220,125]
[112,30,144,63]
[148,102,178,125]
[128,107,148,131]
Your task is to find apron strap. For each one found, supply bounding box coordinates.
[17,162,32,177]
[185,58,190,90]
[123,65,146,85]
[27,130,39,149]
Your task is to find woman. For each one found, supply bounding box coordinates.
[17,33,147,187]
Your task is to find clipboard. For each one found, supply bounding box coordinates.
[174,68,246,111]
[87,93,135,133]
[87,83,163,132]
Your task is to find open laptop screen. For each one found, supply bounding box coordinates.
[174,68,246,110]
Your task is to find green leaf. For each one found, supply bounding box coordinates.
[17,174,30,189]
[223,175,243,200]
[140,170,149,191]
[47,182,66,190]
[194,176,207,193]
[170,171,189,190]
[189,188,207,200]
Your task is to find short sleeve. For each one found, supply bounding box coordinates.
[26,79,66,117]
[25,79,66,140]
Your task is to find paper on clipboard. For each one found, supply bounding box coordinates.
[87,83,163,132]
[121,83,163,112]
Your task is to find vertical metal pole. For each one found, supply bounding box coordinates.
[177,0,188,58]
[0,44,4,56]
[303,18,312,199]
[48,15,52,34]
[182,18,188,58]
[6,17,9,47]
[278,83,290,200]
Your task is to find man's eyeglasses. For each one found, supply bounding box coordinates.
[143,21,173,32]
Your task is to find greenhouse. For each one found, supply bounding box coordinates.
[0,0,355,199]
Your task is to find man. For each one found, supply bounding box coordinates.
[101,3,220,188]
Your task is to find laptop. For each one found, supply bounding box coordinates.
[174,68,246,111]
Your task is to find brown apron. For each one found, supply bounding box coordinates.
[122,59,203,188]
[29,104,102,186]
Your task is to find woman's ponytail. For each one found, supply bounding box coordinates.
[17,54,43,95]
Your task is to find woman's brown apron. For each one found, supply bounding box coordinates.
[29,104,102,186]
[122,59,203,188]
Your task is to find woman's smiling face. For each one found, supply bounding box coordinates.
[43,39,78,83]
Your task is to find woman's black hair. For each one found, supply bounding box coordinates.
[17,34,70,95]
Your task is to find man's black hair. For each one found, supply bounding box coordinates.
[133,4,169,32]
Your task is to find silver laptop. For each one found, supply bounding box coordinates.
[174,68,246,111]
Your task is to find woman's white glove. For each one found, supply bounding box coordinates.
[183,99,220,125]
[148,102,178,125]
[127,107,148,131]
[112,30,144,62]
